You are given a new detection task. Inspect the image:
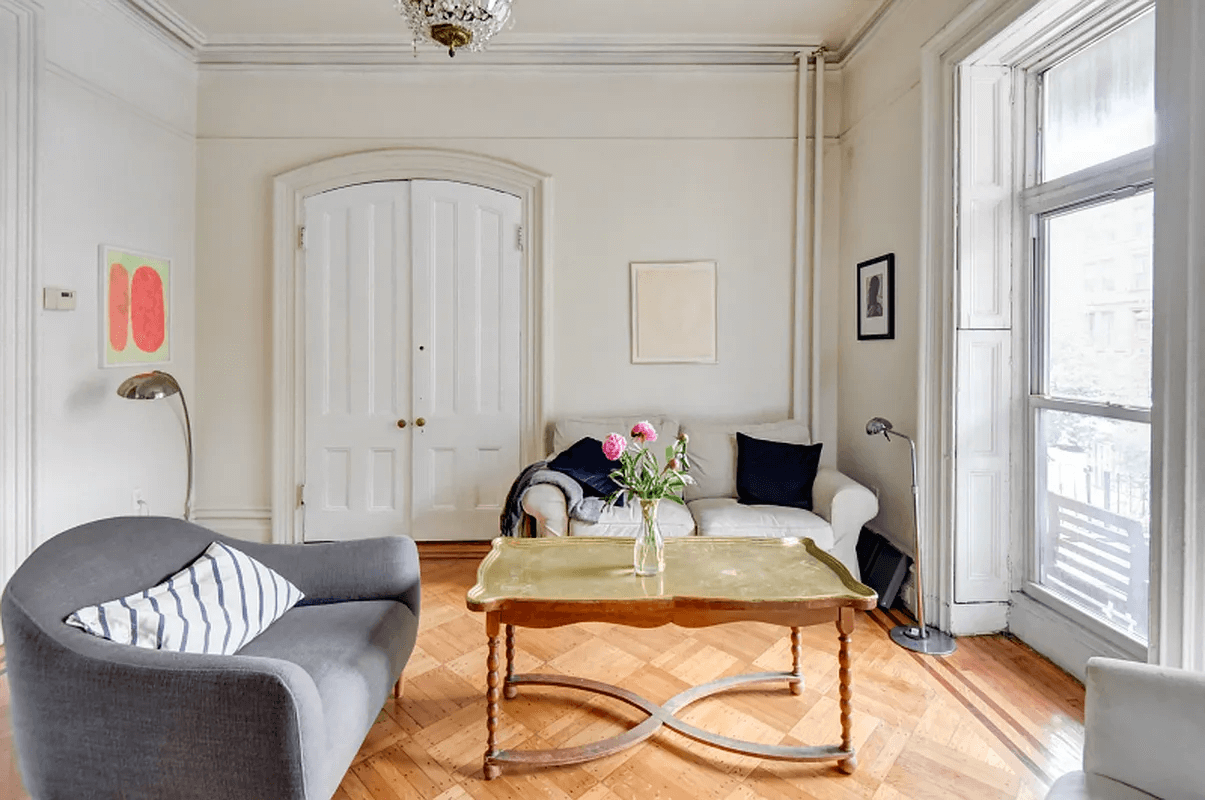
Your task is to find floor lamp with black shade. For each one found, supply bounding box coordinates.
[866,417,956,656]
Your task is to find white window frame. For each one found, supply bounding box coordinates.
[1015,3,1155,657]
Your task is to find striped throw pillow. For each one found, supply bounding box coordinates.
[65,541,304,655]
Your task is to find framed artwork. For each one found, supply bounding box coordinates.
[857,253,895,341]
[630,261,718,364]
[100,245,171,367]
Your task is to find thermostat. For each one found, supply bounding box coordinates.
[43,287,77,311]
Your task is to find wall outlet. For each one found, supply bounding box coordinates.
[132,488,149,516]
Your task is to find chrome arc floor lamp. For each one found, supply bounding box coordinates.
[866,417,956,656]
[117,371,193,521]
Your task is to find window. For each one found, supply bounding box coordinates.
[1027,8,1154,643]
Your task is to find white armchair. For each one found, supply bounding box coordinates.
[1046,657,1205,800]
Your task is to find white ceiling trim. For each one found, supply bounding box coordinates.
[114,0,894,68]
[198,33,823,68]
[115,0,206,52]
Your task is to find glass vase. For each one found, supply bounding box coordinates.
[633,498,665,577]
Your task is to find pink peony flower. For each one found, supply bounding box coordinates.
[602,433,627,461]
[630,421,657,443]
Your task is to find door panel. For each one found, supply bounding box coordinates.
[304,182,412,542]
[411,181,523,540]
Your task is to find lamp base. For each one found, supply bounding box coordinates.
[889,624,957,656]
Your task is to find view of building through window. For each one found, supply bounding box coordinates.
[1034,10,1154,642]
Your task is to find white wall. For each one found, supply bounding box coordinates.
[193,65,843,535]
[35,0,196,542]
[836,0,971,554]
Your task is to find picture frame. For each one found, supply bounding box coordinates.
[857,253,895,341]
[630,261,718,364]
[100,245,172,368]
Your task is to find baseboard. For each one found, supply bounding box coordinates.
[1010,591,1142,681]
[417,541,493,560]
[948,602,1009,636]
[191,508,272,543]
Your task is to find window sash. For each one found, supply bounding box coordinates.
[1021,14,1154,643]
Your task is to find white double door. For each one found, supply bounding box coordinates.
[303,180,522,542]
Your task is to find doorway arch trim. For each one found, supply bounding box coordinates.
[271,148,553,545]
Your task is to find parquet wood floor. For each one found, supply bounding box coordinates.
[0,545,1086,800]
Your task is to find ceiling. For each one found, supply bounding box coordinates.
[164,0,887,48]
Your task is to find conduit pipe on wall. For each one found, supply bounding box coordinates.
[792,52,809,422]
[811,48,826,438]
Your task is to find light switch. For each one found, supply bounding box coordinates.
[43,287,76,311]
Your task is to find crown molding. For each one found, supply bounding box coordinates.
[112,0,204,55]
[198,33,824,69]
[830,0,900,65]
[113,0,888,69]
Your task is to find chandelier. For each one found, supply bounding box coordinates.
[394,0,514,57]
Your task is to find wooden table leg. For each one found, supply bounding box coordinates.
[789,626,804,695]
[836,607,857,774]
[484,613,502,780]
[504,624,517,700]
[392,675,405,700]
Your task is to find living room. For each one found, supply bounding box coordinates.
[1,0,1203,798]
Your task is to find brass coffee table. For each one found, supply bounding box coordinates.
[466,536,877,780]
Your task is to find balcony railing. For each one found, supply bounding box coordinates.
[1043,491,1149,639]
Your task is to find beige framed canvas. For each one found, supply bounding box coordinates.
[630,261,717,364]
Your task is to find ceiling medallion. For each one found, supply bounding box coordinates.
[394,0,515,58]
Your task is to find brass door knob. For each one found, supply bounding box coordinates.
[396,419,407,429]
[415,417,426,428]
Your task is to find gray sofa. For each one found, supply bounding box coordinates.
[1,516,421,800]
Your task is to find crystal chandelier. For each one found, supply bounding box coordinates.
[394,0,514,57]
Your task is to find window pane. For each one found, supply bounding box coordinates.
[1038,410,1149,642]
[1045,191,1153,408]
[1042,11,1155,181]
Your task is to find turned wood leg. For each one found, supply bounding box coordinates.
[836,607,857,774]
[504,624,517,700]
[484,614,502,780]
[790,626,804,695]
[392,675,405,700]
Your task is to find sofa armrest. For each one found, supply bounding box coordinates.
[1,593,327,800]
[811,467,878,580]
[522,483,569,537]
[232,535,421,619]
[1083,657,1205,800]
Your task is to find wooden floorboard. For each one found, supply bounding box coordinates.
[0,555,1085,800]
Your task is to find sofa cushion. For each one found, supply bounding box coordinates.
[1045,772,1159,800]
[65,540,304,655]
[681,420,812,501]
[736,433,823,510]
[552,416,679,457]
[568,498,696,538]
[237,599,418,793]
[688,498,834,549]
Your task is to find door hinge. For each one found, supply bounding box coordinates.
[298,225,308,251]
[516,224,524,252]
[297,484,305,508]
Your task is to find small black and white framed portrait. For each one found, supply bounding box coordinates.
[857,253,895,341]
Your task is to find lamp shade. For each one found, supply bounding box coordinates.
[117,371,181,401]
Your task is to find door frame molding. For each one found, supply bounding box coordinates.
[0,0,40,598]
[270,148,553,545]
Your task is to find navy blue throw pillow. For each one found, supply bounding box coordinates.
[735,433,823,510]
[548,437,624,505]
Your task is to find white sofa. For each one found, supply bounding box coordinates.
[1046,657,1205,800]
[521,416,879,579]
